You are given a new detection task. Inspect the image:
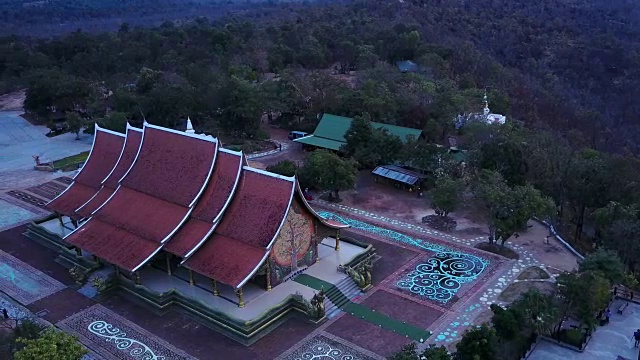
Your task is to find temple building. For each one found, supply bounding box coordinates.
[34,120,374,343]
[454,90,507,129]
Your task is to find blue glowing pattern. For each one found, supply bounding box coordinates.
[396,252,487,303]
[88,321,165,360]
[0,263,39,293]
[318,211,489,303]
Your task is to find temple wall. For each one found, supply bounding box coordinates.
[268,197,317,287]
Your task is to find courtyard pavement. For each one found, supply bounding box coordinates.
[528,298,640,360]
[0,110,91,203]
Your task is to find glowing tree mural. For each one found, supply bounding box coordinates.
[273,204,313,272]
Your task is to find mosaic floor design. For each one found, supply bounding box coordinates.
[0,199,38,231]
[395,251,488,305]
[280,333,379,360]
[57,304,195,360]
[0,249,66,305]
[5,176,72,209]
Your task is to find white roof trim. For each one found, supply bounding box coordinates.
[101,125,140,185]
[131,244,165,273]
[118,122,148,184]
[144,122,218,144]
[180,223,217,261]
[219,147,243,156]
[243,166,296,182]
[74,187,104,214]
[96,123,126,138]
[295,180,350,229]
[160,206,195,245]
[266,180,296,250]
[90,184,122,216]
[62,216,93,240]
[70,124,101,180]
[211,152,244,224]
[236,251,270,289]
[45,181,77,207]
[188,141,219,208]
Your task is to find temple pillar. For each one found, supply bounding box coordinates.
[71,219,78,229]
[114,266,120,277]
[75,247,82,256]
[189,270,195,286]
[236,288,245,308]
[211,279,219,296]
[266,261,272,291]
[57,214,64,226]
[335,229,340,251]
[134,272,141,285]
[92,255,100,264]
[165,253,172,276]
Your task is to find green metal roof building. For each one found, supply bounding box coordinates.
[293,114,422,151]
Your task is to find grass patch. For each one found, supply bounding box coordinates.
[52,151,89,170]
[517,266,551,280]
[498,281,556,303]
[475,242,520,259]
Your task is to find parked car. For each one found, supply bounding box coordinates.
[288,131,308,140]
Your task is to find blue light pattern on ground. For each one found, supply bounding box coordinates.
[318,211,489,303]
[396,252,487,303]
[0,263,40,293]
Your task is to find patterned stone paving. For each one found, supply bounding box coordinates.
[0,199,38,231]
[0,249,66,305]
[58,304,195,360]
[4,175,73,209]
[280,333,379,360]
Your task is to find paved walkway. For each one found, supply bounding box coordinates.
[529,298,640,360]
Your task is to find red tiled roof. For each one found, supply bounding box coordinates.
[74,127,126,188]
[213,168,295,248]
[46,183,98,217]
[46,126,125,217]
[294,181,350,229]
[191,149,243,222]
[184,168,295,288]
[121,125,218,207]
[184,234,267,288]
[74,187,114,219]
[75,126,142,218]
[65,218,159,271]
[102,126,143,189]
[68,124,218,272]
[93,186,189,242]
[163,218,213,257]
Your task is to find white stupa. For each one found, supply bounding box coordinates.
[453,89,506,129]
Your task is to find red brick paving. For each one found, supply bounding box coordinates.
[0,224,75,286]
[344,230,420,285]
[325,314,413,357]
[101,294,317,360]
[361,290,444,330]
[28,288,96,323]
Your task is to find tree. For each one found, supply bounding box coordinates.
[421,345,451,360]
[478,137,528,186]
[603,219,640,274]
[473,170,555,247]
[343,113,374,155]
[430,175,465,218]
[490,304,522,341]
[298,150,357,200]
[453,324,498,360]
[266,160,298,177]
[510,289,559,336]
[14,330,87,360]
[578,248,627,285]
[556,271,610,330]
[388,342,419,360]
[65,112,85,140]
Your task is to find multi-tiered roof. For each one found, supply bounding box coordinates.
[48,122,347,289]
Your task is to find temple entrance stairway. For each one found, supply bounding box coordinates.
[293,274,431,342]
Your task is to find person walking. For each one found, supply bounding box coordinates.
[605,309,612,324]
[2,308,8,320]
[634,329,640,347]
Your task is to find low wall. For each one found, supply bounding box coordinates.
[533,217,585,260]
